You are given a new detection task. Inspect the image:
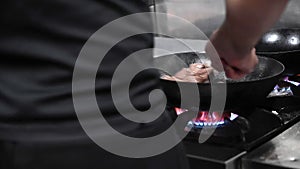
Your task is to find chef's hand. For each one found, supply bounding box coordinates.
[205,29,258,79]
[205,0,288,80]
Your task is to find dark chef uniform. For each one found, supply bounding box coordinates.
[0,0,189,169]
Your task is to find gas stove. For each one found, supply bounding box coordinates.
[177,74,300,169]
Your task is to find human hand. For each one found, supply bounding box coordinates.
[205,29,258,79]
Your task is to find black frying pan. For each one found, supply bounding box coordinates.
[256,28,300,74]
[154,52,285,111]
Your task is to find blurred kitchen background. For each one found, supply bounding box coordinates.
[148,0,300,55]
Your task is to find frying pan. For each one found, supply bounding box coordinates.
[154,52,285,111]
[256,28,300,74]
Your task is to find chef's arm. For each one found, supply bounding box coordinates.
[206,0,289,79]
[223,0,288,54]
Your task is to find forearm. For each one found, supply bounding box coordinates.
[221,0,289,54]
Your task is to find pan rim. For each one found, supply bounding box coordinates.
[156,52,285,84]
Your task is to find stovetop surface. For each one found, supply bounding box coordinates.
[242,120,300,169]
[183,96,300,169]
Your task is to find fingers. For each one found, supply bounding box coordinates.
[240,48,258,74]
[205,29,259,80]
[222,63,248,79]
[221,48,258,79]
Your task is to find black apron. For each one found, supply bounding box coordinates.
[0,0,189,168]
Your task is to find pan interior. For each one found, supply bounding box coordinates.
[153,52,285,83]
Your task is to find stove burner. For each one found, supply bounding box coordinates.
[268,76,297,97]
[174,108,239,128]
[181,109,249,146]
[188,111,239,128]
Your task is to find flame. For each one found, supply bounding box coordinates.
[175,108,239,128]
[284,76,300,87]
[192,111,238,127]
[268,76,298,97]
[175,107,188,115]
